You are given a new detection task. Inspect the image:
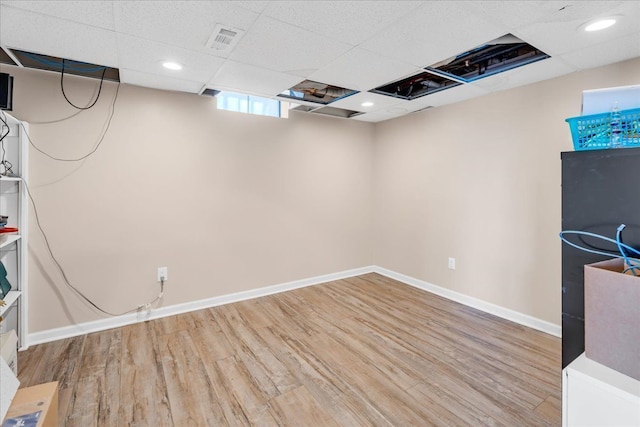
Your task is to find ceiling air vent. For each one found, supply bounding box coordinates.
[200,88,221,97]
[206,24,245,53]
[290,104,363,119]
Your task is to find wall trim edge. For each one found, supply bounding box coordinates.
[26,265,376,347]
[26,264,560,347]
[372,266,562,338]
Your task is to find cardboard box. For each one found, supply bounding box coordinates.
[584,258,640,381]
[0,329,18,375]
[2,382,58,427]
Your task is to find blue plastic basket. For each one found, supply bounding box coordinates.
[565,107,640,151]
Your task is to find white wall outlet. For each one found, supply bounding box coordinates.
[157,267,168,282]
[448,257,456,270]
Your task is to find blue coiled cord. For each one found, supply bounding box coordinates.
[559,224,640,276]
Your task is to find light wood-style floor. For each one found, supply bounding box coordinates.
[18,273,561,426]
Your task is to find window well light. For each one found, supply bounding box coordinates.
[361,101,374,107]
[162,61,183,70]
[584,18,616,32]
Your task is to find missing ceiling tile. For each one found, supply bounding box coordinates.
[370,71,461,101]
[279,80,358,105]
[0,48,18,66]
[425,34,550,83]
[7,49,119,81]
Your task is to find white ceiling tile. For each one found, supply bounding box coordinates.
[348,97,433,122]
[350,110,404,123]
[359,1,509,67]
[0,5,118,67]
[0,0,115,30]
[262,1,423,45]
[559,32,640,70]
[466,1,588,30]
[383,100,435,115]
[233,1,270,14]
[469,57,576,92]
[1,0,636,121]
[208,60,303,97]
[116,34,225,83]
[119,69,203,93]
[411,84,490,108]
[514,1,640,56]
[113,1,259,55]
[330,92,404,113]
[229,15,352,76]
[308,48,423,92]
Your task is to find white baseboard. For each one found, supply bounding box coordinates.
[26,264,560,347]
[372,266,561,337]
[26,265,376,347]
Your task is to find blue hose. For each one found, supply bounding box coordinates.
[559,226,640,275]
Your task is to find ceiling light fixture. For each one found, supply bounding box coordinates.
[584,18,616,32]
[361,102,374,107]
[162,61,182,71]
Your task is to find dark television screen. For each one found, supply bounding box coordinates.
[0,73,14,111]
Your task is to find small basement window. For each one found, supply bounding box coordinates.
[217,91,282,118]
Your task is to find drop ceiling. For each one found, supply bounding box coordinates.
[0,1,638,122]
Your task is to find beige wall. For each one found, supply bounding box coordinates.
[372,57,640,325]
[2,57,638,333]
[1,66,374,332]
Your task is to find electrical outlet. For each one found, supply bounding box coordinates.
[448,257,456,270]
[157,267,168,282]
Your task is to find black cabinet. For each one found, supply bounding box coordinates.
[561,147,640,368]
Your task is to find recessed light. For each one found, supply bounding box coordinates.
[162,61,183,71]
[361,102,374,107]
[584,18,616,32]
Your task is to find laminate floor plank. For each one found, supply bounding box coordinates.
[302,331,466,427]
[153,312,198,337]
[17,273,561,426]
[77,328,121,379]
[215,355,280,426]
[118,322,173,427]
[269,385,341,427]
[22,335,86,422]
[328,278,558,407]
[190,331,252,426]
[259,325,394,427]
[158,330,226,426]
[66,328,121,427]
[15,343,46,386]
[65,375,104,427]
[534,396,563,425]
[233,299,273,329]
[189,325,236,362]
[187,307,221,331]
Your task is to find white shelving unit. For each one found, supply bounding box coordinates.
[0,112,29,350]
[563,354,640,426]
